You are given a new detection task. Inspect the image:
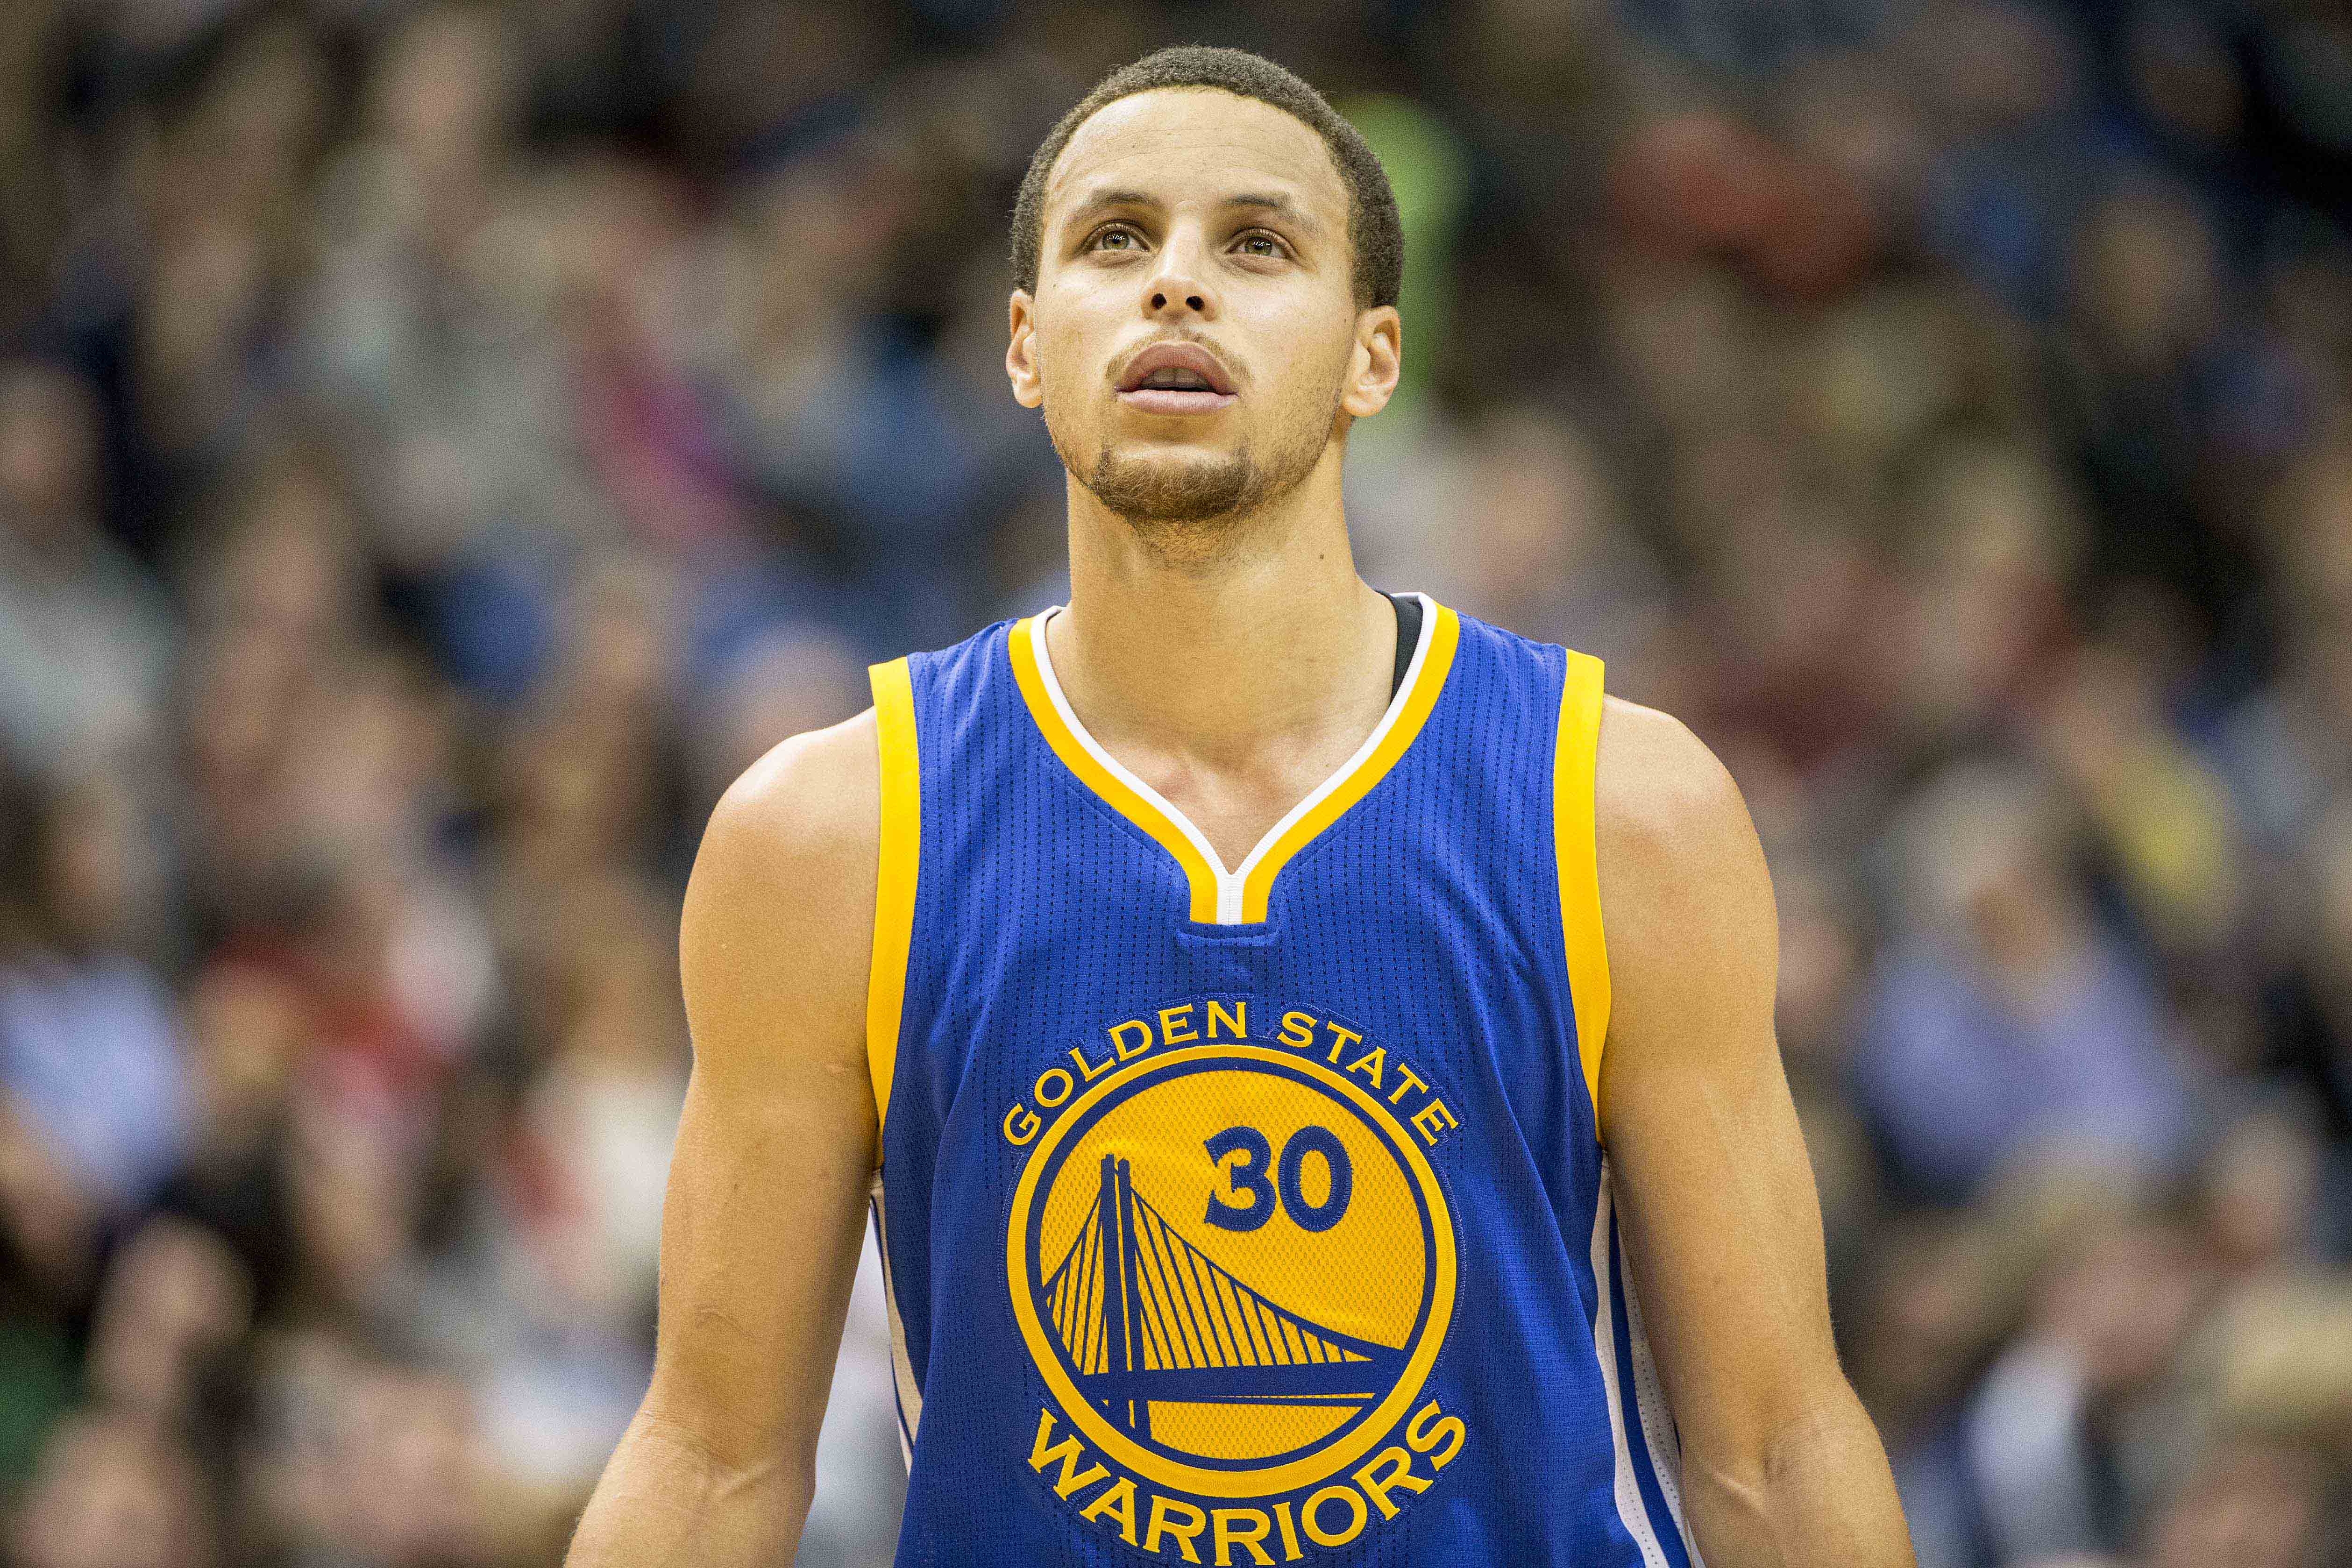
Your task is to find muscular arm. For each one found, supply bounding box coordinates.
[1595,700,1913,1567]
[567,714,881,1568]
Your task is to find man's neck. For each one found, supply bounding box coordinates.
[1046,450,1400,864]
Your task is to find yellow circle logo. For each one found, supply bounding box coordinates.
[1006,1043,1457,1500]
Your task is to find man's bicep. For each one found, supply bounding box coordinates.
[1593,702,1844,1469]
[641,717,882,1472]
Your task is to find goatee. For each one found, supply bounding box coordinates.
[1089,444,1268,521]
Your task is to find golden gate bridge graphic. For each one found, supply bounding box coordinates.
[1041,1154,1404,1441]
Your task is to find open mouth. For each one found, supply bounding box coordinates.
[1116,341,1238,416]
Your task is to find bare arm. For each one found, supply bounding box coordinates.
[567,714,882,1568]
[1595,699,1913,1567]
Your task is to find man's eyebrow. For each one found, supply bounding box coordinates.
[1060,188,1158,227]
[1223,192,1320,230]
[1057,188,1323,233]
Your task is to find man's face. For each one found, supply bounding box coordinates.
[1009,88,1385,542]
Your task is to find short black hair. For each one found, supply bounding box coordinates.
[1010,46,1402,311]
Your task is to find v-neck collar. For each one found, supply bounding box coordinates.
[1006,594,1461,924]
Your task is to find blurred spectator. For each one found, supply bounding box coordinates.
[0,1092,91,1497]
[1958,1207,2211,1564]
[0,360,175,780]
[84,1215,252,1432]
[0,767,189,1216]
[1855,763,2198,1200]
[2197,1103,2325,1282]
[2223,442,2352,854]
[9,1408,214,1568]
[685,622,866,810]
[244,1328,510,1567]
[2144,1436,2341,1568]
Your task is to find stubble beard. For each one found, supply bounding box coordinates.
[1088,443,1270,549]
[1049,382,1344,569]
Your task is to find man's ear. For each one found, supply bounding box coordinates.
[1007,291,1043,409]
[1340,305,1402,419]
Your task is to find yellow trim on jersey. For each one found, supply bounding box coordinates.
[1235,603,1461,921]
[1555,650,1611,1139]
[1007,603,1460,925]
[1007,616,1223,922]
[866,657,922,1141]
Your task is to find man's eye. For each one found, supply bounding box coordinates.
[1235,234,1284,257]
[1092,227,1140,251]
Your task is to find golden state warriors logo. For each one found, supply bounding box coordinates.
[1003,998,1466,1559]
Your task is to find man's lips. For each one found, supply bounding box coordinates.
[1116,341,1237,415]
[1120,386,1236,414]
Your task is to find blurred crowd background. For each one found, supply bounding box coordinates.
[0,0,2349,1565]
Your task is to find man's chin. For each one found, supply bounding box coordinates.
[1084,447,1261,527]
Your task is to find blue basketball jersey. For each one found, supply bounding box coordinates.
[862,598,1702,1566]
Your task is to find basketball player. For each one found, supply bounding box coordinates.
[568,46,1915,1568]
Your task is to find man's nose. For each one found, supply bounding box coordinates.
[1142,234,1216,320]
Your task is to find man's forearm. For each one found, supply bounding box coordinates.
[566,1407,809,1568]
[1681,1392,1916,1568]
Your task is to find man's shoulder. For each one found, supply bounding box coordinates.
[680,711,883,1086]
[684,710,882,979]
[1589,693,1774,1004]
[1589,702,1778,1124]
[701,710,883,882]
[1592,695,1751,866]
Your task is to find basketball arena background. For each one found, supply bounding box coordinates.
[0,1,2348,1564]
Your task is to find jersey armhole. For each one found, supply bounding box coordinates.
[1554,651,1611,1143]
[866,657,922,1150]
